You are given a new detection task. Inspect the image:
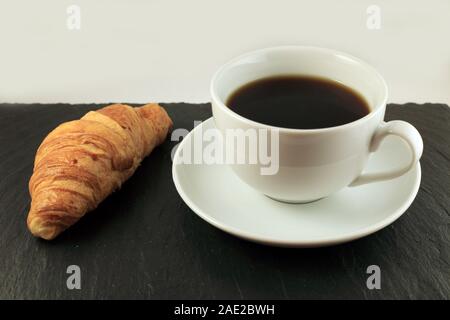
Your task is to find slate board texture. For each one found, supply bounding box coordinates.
[0,102,448,300]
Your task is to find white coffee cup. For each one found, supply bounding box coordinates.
[211,46,423,203]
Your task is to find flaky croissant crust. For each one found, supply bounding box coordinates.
[27,103,172,240]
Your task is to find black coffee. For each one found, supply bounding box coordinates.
[226,75,370,129]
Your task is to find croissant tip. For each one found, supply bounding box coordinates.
[38,231,58,241]
[28,218,60,240]
[138,103,173,131]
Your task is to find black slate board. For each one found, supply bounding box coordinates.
[0,103,448,300]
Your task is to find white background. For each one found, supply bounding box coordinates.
[0,0,449,104]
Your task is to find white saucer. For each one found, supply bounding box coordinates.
[172,118,421,247]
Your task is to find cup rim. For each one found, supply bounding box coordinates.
[210,46,388,134]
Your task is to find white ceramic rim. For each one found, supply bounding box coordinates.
[172,118,421,248]
[210,46,389,134]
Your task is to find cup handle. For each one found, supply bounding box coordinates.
[349,120,423,187]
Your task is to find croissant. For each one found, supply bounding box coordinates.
[27,103,173,240]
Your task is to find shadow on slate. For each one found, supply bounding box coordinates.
[0,102,448,299]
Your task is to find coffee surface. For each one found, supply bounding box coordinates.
[226,75,370,129]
